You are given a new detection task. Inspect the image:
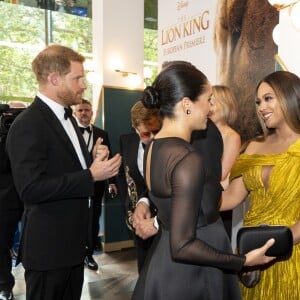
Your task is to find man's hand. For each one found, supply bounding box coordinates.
[92,137,109,161]
[89,153,122,181]
[133,202,151,222]
[134,217,158,240]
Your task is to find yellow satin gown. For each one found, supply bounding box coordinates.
[230,139,300,300]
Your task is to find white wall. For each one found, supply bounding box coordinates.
[92,0,144,106]
[278,8,300,76]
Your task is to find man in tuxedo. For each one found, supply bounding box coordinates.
[74,99,118,271]
[117,100,162,272]
[6,44,122,300]
[0,102,26,300]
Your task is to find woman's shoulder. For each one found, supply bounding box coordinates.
[156,137,194,151]
[154,137,199,161]
[222,126,241,145]
[242,135,265,154]
[244,134,300,155]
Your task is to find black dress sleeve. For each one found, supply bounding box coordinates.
[150,139,245,271]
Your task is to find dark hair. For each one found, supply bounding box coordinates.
[142,62,208,118]
[256,71,300,135]
[81,99,92,106]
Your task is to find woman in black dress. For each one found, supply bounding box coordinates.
[132,62,275,300]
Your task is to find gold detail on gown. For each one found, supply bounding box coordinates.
[230,139,300,300]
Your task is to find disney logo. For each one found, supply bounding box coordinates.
[177,1,188,11]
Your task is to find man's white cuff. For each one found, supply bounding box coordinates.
[137,197,150,206]
[153,216,159,230]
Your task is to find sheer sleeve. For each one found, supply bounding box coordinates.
[169,150,245,271]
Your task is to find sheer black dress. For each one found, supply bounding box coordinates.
[132,137,245,300]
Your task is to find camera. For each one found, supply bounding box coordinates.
[0,104,25,136]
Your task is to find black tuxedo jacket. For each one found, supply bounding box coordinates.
[191,120,234,237]
[0,136,23,211]
[118,133,155,227]
[191,119,223,181]
[6,97,94,271]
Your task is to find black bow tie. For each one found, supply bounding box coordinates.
[64,107,73,120]
[79,126,91,134]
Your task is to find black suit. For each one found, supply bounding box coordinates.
[191,119,223,180]
[191,119,232,239]
[117,133,155,272]
[0,135,23,292]
[85,125,115,255]
[6,97,94,299]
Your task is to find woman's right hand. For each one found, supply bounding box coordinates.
[244,238,276,267]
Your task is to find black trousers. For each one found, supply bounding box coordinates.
[25,263,84,300]
[0,209,23,291]
[86,192,104,256]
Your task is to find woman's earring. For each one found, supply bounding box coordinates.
[186,109,191,115]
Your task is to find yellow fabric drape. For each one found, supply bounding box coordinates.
[230,139,300,300]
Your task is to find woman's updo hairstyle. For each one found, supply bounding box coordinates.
[143,86,160,109]
[142,61,209,118]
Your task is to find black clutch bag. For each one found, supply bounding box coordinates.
[237,225,293,257]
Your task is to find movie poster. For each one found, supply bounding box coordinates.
[158,0,279,142]
[158,0,218,83]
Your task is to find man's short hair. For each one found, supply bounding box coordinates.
[81,99,92,106]
[131,100,161,128]
[32,44,85,85]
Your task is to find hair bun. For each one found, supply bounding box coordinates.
[142,86,160,108]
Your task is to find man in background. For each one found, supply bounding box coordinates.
[74,99,118,271]
[0,101,26,300]
[117,100,162,272]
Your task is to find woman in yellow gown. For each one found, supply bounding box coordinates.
[221,70,300,300]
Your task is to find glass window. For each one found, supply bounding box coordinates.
[144,0,158,86]
[0,1,92,103]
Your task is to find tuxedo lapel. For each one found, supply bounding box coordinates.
[92,125,103,145]
[34,98,91,167]
[92,125,97,145]
[69,115,91,165]
[127,134,144,178]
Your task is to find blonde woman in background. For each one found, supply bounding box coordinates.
[209,85,241,189]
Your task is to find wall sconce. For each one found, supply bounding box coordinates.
[114,69,142,89]
[114,69,138,77]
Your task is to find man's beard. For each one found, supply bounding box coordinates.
[57,88,82,107]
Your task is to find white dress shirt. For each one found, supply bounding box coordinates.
[37,91,87,169]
